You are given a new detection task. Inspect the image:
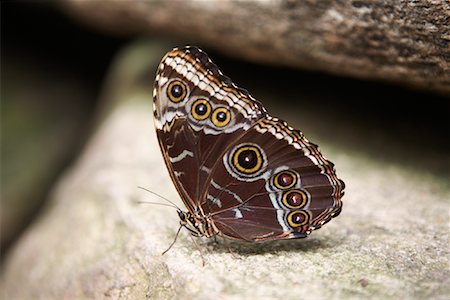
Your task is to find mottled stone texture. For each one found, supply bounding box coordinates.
[1,41,448,299]
[63,0,449,93]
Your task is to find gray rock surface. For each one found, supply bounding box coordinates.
[63,0,450,93]
[1,41,449,299]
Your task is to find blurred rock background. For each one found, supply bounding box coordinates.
[1,1,128,255]
[1,1,449,299]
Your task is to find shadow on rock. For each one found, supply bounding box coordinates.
[207,234,345,256]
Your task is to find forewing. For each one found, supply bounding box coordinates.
[153,46,266,212]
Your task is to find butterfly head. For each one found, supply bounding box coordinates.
[177,209,218,238]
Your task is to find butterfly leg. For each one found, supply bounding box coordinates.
[226,243,242,260]
[188,233,206,266]
[161,224,183,255]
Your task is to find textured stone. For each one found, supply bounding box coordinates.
[62,0,450,93]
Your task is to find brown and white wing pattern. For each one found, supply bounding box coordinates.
[204,117,345,241]
[153,46,345,242]
[153,46,266,214]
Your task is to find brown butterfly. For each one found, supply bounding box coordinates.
[153,46,345,243]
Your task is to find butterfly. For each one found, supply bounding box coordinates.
[153,46,345,242]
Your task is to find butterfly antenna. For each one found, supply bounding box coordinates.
[134,201,178,209]
[162,224,183,255]
[137,186,181,210]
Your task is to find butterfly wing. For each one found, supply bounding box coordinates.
[154,46,345,241]
[153,46,266,214]
[203,117,345,241]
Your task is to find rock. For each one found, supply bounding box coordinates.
[1,40,449,299]
[62,0,450,93]
[1,50,96,253]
